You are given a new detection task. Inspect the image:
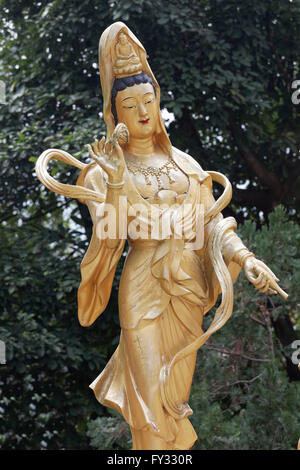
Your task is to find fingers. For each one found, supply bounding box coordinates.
[92,137,106,156]
[262,265,279,283]
[87,144,95,160]
[103,139,112,155]
[255,274,275,294]
[266,287,278,295]
[245,269,257,284]
[249,269,276,293]
[88,137,106,160]
[104,140,124,165]
[252,272,265,289]
[247,259,288,300]
[87,136,125,181]
[252,271,288,299]
[98,136,105,153]
[256,260,279,282]
[87,143,104,166]
[114,143,124,160]
[268,278,288,299]
[93,139,99,155]
[260,281,270,293]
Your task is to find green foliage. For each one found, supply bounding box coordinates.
[190,363,300,450]
[236,206,300,320]
[0,0,299,451]
[87,413,132,451]
[0,222,122,449]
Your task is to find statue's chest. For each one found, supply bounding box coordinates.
[129,167,190,206]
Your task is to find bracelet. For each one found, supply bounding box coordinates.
[106,180,124,189]
[233,248,255,267]
[239,250,255,267]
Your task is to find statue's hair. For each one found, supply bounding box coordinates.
[111,73,156,125]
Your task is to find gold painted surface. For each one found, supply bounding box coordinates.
[35,22,287,450]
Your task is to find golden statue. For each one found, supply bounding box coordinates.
[35,22,287,450]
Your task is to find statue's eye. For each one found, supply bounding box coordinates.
[123,105,136,109]
[145,98,154,104]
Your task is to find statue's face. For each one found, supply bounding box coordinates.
[119,33,127,45]
[115,82,158,140]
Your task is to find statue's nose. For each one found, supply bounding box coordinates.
[138,102,148,118]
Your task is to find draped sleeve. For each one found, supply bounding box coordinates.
[171,148,246,311]
[200,174,245,313]
[76,163,126,327]
[201,175,247,261]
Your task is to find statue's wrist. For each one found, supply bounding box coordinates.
[233,248,255,267]
[107,179,124,189]
[107,172,124,184]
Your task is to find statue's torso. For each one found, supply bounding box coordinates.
[125,154,190,206]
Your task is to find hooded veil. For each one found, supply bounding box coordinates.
[98,21,172,155]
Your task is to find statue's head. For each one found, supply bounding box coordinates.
[111,73,158,141]
[99,22,172,154]
[118,32,127,45]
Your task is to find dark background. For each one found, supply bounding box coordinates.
[0,0,299,450]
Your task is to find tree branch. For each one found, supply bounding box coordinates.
[211,373,263,397]
[228,117,282,202]
[205,344,271,363]
[169,107,213,167]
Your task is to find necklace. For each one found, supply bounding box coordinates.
[126,155,179,189]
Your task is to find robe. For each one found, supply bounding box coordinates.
[76,147,245,449]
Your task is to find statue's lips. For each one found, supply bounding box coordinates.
[139,119,150,124]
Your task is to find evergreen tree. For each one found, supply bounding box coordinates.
[0,0,299,449]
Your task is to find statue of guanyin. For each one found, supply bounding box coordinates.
[35,22,287,450]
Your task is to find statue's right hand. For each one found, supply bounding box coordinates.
[87,137,125,184]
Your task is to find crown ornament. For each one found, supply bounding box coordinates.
[112,31,143,78]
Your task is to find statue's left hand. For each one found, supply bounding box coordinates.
[244,257,288,299]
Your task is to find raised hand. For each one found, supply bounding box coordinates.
[87,136,125,184]
[244,257,288,299]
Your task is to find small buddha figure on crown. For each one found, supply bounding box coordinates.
[113,32,142,77]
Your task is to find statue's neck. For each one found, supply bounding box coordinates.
[125,137,155,161]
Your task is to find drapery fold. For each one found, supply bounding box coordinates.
[77,147,245,449]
